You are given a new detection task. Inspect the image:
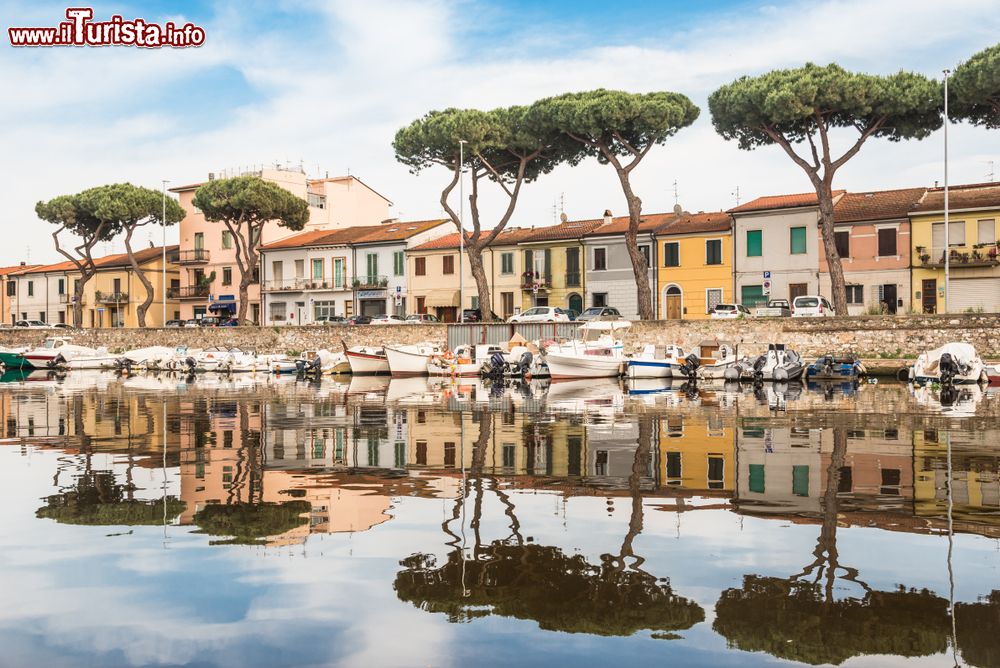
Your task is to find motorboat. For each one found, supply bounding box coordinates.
[908,343,987,386]
[294,349,351,375]
[544,321,630,380]
[728,344,805,382]
[625,377,675,395]
[385,343,443,377]
[987,363,1000,386]
[343,341,389,375]
[545,377,624,414]
[0,345,31,369]
[805,355,867,380]
[692,340,739,381]
[625,344,685,379]
[427,344,500,377]
[20,337,118,370]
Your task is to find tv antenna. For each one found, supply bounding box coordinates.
[986,160,995,183]
[732,185,741,207]
[672,179,679,206]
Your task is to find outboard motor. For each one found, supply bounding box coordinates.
[296,356,322,376]
[516,351,533,378]
[751,354,768,386]
[679,352,701,380]
[114,358,134,375]
[184,356,197,373]
[939,352,960,386]
[822,355,835,376]
[482,351,507,382]
[47,353,67,370]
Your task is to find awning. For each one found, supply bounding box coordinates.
[208,302,237,314]
[421,290,459,308]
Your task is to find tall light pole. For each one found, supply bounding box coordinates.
[161,179,169,326]
[943,70,951,314]
[458,139,466,324]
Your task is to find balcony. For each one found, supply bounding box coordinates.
[351,275,389,290]
[565,272,581,288]
[175,285,211,300]
[176,249,211,265]
[917,245,999,269]
[520,272,551,291]
[96,291,129,304]
[263,278,344,292]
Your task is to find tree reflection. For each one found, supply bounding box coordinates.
[394,414,704,636]
[36,470,185,526]
[191,500,311,545]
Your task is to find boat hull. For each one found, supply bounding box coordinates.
[626,359,675,379]
[385,346,434,377]
[346,350,389,375]
[427,361,481,377]
[697,360,738,380]
[546,352,623,379]
[0,351,30,369]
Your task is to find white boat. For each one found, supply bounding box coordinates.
[626,344,685,379]
[119,346,176,366]
[544,321,630,380]
[21,337,118,370]
[693,340,739,380]
[344,342,389,375]
[909,342,986,385]
[385,343,443,377]
[294,349,351,375]
[753,344,805,382]
[427,344,499,377]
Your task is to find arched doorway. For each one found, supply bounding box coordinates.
[567,293,583,315]
[663,285,682,320]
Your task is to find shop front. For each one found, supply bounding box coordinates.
[357,290,387,317]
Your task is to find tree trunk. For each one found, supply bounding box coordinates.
[816,182,849,316]
[124,226,155,327]
[72,274,87,327]
[466,244,493,320]
[615,168,654,320]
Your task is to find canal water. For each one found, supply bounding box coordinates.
[0,372,997,667]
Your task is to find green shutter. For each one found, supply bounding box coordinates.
[748,464,765,493]
[792,465,810,497]
[746,230,762,257]
[790,227,807,254]
[524,250,533,277]
[741,285,766,307]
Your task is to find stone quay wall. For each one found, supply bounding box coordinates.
[0,314,996,360]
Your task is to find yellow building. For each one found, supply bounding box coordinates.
[658,412,735,493]
[655,212,733,320]
[407,228,531,321]
[82,245,181,328]
[518,218,602,313]
[909,183,1000,313]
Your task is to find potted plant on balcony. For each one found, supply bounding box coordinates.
[378,277,388,288]
[352,278,361,288]
[919,252,930,265]
[94,290,103,301]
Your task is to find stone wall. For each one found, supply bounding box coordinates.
[0,313,997,359]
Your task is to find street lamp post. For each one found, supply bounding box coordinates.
[458,139,466,324]
[943,70,951,314]
[161,179,169,326]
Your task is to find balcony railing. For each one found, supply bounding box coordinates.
[58,293,70,304]
[351,275,389,290]
[520,272,551,291]
[96,291,129,304]
[175,285,211,300]
[916,245,999,268]
[176,249,211,265]
[565,272,581,287]
[263,278,346,292]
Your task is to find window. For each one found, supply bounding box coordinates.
[741,284,766,307]
[639,245,651,267]
[706,288,723,313]
[707,456,725,490]
[838,466,853,493]
[501,292,514,318]
[366,253,378,280]
[310,259,322,281]
[414,257,426,276]
[746,230,762,257]
[294,259,305,278]
[665,452,682,481]
[792,465,809,497]
[27,281,33,297]
[592,293,608,307]
[113,278,121,294]
[416,296,426,313]
[269,301,286,322]
[393,251,404,276]
[790,227,807,254]
[222,267,232,286]
[705,239,722,265]
[663,242,679,267]
[470,296,479,310]
[876,228,896,256]
[846,285,864,305]
[194,232,204,250]
[880,468,902,495]
[932,221,966,247]
[789,283,809,300]
[5,282,14,297]
[442,255,455,274]
[978,219,996,245]
[38,312,45,323]
[333,258,346,287]
[57,278,65,295]
[314,300,336,320]
[271,260,283,280]
[593,247,607,271]
[444,442,456,468]
[251,227,261,247]
[748,464,765,494]
[565,247,580,286]
[221,230,233,249]
[835,230,850,258]
[501,252,514,274]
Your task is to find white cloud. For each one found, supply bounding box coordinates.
[2,0,999,264]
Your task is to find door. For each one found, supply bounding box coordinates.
[568,293,583,314]
[664,286,682,320]
[880,284,898,314]
[921,279,937,314]
[501,292,513,319]
[789,283,808,300]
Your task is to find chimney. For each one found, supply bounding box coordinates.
[934,180,939,188]
[208,172,215,181]
[603,209,612,225]
[19,261,25,266]
[673,203,683,215]
[559,212,568,223]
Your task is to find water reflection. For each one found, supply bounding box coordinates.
[1,372,999,666]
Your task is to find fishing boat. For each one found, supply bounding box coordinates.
[908,343,986,386]
[987,363,1000,386]
[625,344,685,379]
[805,355,867,380]
[295,349,350,375]
[0,345,31,369]
[544,321,630,380]
[20,337,118,370]
[385,343,443,377]
[693,340,739,380]
[343,341,389,375]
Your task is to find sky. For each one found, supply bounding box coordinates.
[2,0,999,266]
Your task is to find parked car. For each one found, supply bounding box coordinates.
[198,316,223,327]
[710,304,752,319]
[405,314,440,324]
[576,306,623,322]
[165,319,185,328]
[792,295,835,318]
[563,309,580,322]
[184,319,201,328]
[370,314,405,325]
[51,323,75,329]
[507,307,571,323]
[754,299,792,318]
[461,308,486,322]
[14,320,50,329]
[313,315,348,325]
[348,315,372,326]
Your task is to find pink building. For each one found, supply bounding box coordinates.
[818,187,925,315]
[169,168,393,322]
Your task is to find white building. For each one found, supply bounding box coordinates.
[8,261,75,324]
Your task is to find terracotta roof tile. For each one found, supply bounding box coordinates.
[0,264,41,276]
[409,227,533,252]
[519,218,605,243]
[729,190,845,213]
[17,259,80,275]
[911,182,1000,213]
[833,187,927,223]
[352,219,450,244]
[15,246,178,275]
[585,213,674,236]
[656,211,732,236]
[259,226,378,250]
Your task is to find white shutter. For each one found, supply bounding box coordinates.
[950,278,1000,312]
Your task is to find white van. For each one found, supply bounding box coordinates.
[792,295,835,317]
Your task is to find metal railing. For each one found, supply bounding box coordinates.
[565,272,581,287]
[175,285,210,299]
[520,272,551,290]
[351,275,389,290]
[176,249,211,264]
[447,322,579,351]
[917,245,999,268]
[96,292,129,304]
[264,278,345,292]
